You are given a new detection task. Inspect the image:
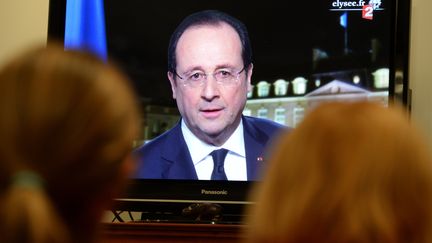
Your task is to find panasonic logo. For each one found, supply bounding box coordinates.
[201,189,228,195]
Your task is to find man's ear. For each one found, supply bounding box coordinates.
[246,63,253,92]
[167,71,177,99]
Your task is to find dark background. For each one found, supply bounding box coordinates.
[104,0,390,106]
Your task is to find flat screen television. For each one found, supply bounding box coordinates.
[48,0,411,223]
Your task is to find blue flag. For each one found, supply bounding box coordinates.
[340,12,348,28]
[64,0,107,61]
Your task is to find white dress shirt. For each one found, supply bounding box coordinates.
[181,120,247,181]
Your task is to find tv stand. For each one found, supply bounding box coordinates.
[112,200,248,225]
[101,221,245,243]
[104,200,247,242]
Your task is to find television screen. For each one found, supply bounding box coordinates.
[48,0,410,223]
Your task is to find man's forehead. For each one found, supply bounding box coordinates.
[186,21,228,32]
[175,23,243,67]
[178,22,239,45]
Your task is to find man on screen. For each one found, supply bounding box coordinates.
[134,10,287,180]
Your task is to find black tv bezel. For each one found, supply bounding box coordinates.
[47,0,411,222]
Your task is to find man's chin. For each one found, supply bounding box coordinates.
[196,126,228,142]
[201,127,225,138]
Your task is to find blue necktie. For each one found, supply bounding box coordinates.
[210,149,229,180]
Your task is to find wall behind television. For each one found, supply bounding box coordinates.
[0,0,49,67]
[410,0,432,149]
[0,0,431,150]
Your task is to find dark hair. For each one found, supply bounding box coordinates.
[167,10,252,74]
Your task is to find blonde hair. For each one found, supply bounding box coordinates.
[245,101,432,243]
[0,44,140,243]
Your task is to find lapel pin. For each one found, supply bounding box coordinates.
[257,156,264,162]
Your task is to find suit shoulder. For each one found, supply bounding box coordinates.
[243,116,288,132]
[134,127,174,157]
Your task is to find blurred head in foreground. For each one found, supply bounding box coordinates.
[0,44,139,243]
[245,101,432,243]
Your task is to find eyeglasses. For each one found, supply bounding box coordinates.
[174,67,246,88]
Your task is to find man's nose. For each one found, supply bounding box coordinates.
[201,75,220,101]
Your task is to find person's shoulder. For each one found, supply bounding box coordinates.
[242,116,291,147]
[134,125,179,156]
[243,115,289,132]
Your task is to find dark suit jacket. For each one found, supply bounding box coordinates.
[133,116,287,180]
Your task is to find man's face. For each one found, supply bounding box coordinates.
[168,23,252,146]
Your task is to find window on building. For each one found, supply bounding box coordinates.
[274,107,286,125]
[243,108,252,116]
[274,79,289,96]
[257,81,270,97]
[293,107,305,127]
[257,108,268,119]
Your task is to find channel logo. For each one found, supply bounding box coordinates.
[330,0,383,20]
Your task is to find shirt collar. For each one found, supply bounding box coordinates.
[181,119,246,166]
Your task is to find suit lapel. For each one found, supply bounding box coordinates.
[160,122,198,179]
[157,118,273,180]
[243,117,269,180]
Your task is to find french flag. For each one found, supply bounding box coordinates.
[340,11,347,28]
[64,0,107,61]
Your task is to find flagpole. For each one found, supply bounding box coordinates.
[343,11,348,55]
[339,11,348,55]
[344,21,348,55]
